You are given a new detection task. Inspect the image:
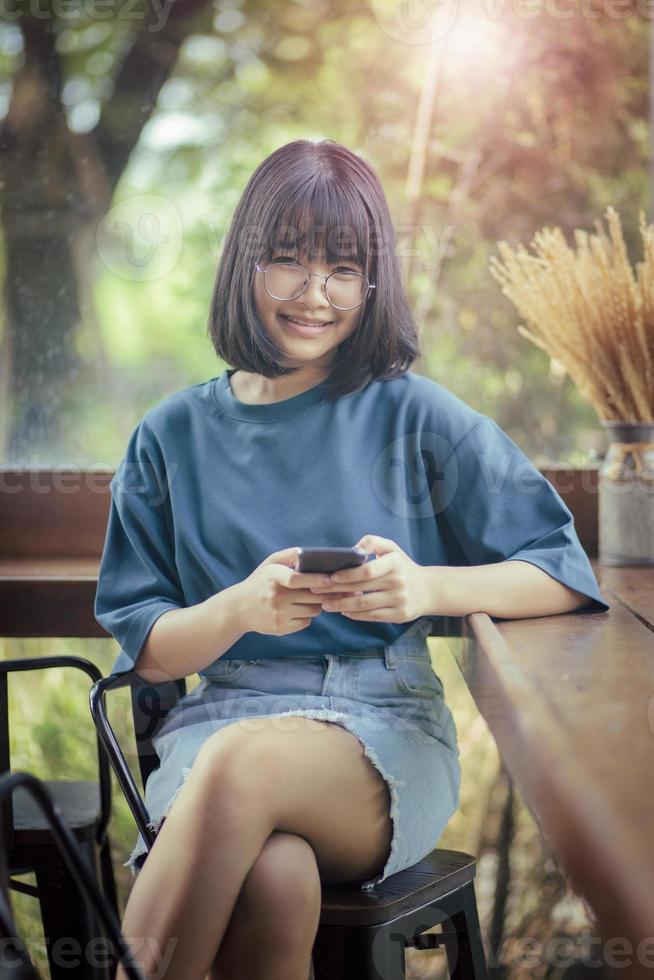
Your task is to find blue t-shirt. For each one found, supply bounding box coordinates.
[94,368,610,676]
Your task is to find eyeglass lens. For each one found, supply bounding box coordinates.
[264,263,367,310]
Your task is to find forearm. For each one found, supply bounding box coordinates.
[422,559,593,619]
[134,585,246,683]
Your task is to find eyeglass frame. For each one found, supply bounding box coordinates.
[255,261,376,311]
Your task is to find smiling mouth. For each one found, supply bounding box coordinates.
[280,315,334,328]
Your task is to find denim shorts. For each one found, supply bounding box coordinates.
[125,616,461,892]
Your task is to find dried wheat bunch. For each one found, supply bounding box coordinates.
[488,206,654,423]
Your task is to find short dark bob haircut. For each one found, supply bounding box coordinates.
[206,138,421,399]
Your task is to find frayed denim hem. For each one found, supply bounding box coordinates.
[123,707,404,891]
[124,764,194,878]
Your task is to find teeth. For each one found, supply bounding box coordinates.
[284,316,329,327]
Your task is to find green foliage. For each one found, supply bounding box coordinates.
[3,2,653,456]
[4,6,647,463]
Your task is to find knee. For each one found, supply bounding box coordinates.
[194,725,302,818]
[242,831,322,929]
[193,727,277,817]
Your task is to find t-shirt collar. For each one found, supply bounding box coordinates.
[213,369,330,422]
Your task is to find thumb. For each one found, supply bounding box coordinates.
[262,546,301,569]
[354,534,401,557]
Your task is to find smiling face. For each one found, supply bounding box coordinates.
[253,251,368,378]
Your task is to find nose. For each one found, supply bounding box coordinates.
[300,272,331,308]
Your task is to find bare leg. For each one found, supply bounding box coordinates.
[116,757,275,980]
[116,717,393,980]
[206,830,321,980]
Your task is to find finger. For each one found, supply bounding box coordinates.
[287,607,322,622]
[310,574,387,593]
[341,607,398,621]
[263,547,301,567]
[305,591,365,601]
[321,590,392,613]
[290,594,365,620]
[355,534,399,556]
[292,600,351,617]
[309,581,371,593]
[282,569,335,589]
[326,555,390,587]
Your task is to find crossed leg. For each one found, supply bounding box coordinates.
[205,830,321,980]
[116,716,393,980]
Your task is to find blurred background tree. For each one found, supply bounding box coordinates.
[0,1,650,464]
[0,0,216,458]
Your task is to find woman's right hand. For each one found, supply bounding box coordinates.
[231,547,362,636]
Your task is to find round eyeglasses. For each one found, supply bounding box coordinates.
[255,261,376,311]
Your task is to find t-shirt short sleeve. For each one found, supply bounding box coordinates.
[94,420,186,674]
[435,416,610,613]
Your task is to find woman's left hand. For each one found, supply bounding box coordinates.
[310,534,433,623]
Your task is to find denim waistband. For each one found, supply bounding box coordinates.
[391,615,433,645]
[343,616,433,666]
[383,616,432,667]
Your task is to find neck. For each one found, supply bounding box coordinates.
[231,369,328,404]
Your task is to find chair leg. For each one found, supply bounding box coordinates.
[32,839,113,980]
[98,832,120,922]
[313,923,406,980]
[312,925,352,980]
[442,881,489,980]
[98,834,120,980]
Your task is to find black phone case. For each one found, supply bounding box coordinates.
[296,547,369,574]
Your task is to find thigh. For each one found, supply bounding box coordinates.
[197,716,393,885]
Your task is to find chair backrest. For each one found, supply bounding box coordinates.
[0,675,14,858]
[92,671,187,790]
[0,770,146,980]
[0,793,46,978]
[129,676,187,787]
[0,657,113,849]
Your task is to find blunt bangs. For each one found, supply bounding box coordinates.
[207,138,421,398]
[260,184,373,281]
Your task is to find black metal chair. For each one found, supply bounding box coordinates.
[0,770,145,980]
[90,669,490,980]
[0,656,119,980]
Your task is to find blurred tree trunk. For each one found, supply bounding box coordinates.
[0,0,211,462]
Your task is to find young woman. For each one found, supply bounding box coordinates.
[95,138,609,980]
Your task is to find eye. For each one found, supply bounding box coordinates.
[269,256,362,274]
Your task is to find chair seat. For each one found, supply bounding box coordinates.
[11,780,101,845]
[319,849,478,926]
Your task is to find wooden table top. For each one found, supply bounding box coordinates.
[445,558,654,978]
[1,554,653,972]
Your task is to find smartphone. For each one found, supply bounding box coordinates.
[295,546,373,574]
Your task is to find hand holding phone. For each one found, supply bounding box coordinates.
[232,546,368,638]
